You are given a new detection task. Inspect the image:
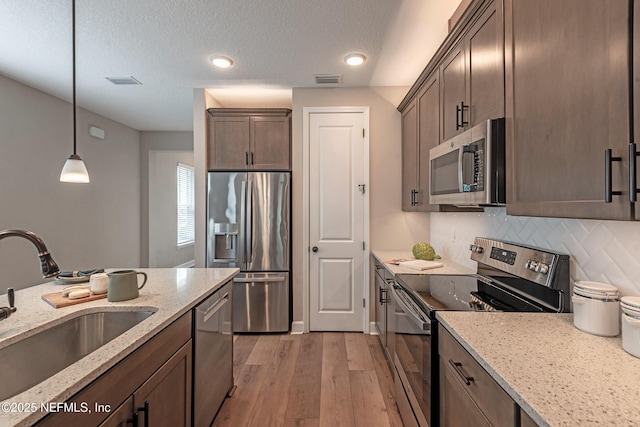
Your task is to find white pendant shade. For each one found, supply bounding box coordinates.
[60,0,90,184]
[60,155,90,183]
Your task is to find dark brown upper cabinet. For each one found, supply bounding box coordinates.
[398,0,501,212]
[402,73,442,212]
[505,0,635,220]
[207,108,291,171]
[440,0,505,143]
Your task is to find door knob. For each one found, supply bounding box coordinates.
[312,246,318,252]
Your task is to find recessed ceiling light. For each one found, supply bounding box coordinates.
[344,53,366,66]
[210,56,233,68]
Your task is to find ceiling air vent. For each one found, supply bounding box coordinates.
[314,74,342,85]
[105,76,143,85]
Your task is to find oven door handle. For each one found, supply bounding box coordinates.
[390,284,431,332]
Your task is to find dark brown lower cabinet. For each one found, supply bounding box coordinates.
[439,325,517,427]
[37,313,192,427]
[440,357,491,427]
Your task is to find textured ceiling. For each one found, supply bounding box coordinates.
[0,0,460,131]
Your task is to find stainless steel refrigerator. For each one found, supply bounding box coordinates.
[206,172,290,332]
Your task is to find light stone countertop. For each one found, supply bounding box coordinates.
[436,311,640,426]
[0,267,238,427]
[371,250,475,276]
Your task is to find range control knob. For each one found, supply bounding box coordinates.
[525,260,538,271]
[469,244,484,254]
[537,263,550,274]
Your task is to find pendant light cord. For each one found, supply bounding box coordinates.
[72,0,77,156]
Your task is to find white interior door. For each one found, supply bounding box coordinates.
[309,112,366,331]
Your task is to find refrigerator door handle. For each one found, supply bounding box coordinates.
[239,180,247,264]
[246,179,253,267]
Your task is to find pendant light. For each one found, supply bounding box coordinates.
[60,0,90,183]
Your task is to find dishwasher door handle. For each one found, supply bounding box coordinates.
[234,277,286,283]
[199,292,229,323]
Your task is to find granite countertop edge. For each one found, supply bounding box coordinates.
[0,267,239,427]
[436,313,550,427]
[436,311,640,427]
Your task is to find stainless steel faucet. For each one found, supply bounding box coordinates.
[0,229,61,278]
[0,230,61,321]
[0,288,15,321]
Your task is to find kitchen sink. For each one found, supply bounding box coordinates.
[0,310,155,401]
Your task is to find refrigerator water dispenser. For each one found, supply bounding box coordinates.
[213,223,238,260]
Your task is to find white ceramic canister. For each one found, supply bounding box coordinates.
[620,296,640,358]
[571,281,620,337]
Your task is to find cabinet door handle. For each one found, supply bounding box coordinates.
[380,288,387,304]
[250,152,254,165]
[245,151,249,165]
[449,359,474,385]
[456,102,469,130]
[605,149,623,203]
[136,401,149,427]
[460,102,469,127]
[629,143,639,202]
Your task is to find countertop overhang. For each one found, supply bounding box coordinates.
[0,267,238,427]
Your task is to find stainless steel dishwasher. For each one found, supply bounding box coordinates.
[193,280,233,427]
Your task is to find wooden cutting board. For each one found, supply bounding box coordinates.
[42,291,107,308]
[397,259,444,271]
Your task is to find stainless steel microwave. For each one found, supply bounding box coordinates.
[429,118,505,206]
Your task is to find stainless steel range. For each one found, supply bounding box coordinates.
[390,237,570,427]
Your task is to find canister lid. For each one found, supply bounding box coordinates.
[573,281,619,301]
[621,296,640,312]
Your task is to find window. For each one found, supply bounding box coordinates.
[177,163,195,246]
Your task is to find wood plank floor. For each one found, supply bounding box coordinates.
[212,333,403,427]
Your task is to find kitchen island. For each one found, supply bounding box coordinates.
[0,268,238,427]
[437,311,640,426]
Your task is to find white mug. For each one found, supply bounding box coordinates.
[89,273,109,295]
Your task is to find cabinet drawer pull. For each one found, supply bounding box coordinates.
[629,143,639,202]
[136,401,149,427]
[605,149,623,202]
[449,359,474,385]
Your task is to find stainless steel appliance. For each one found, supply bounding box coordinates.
[429,118,505,206]
[193,280,233,426]
[391,237,570,427]
[207,171,291,332]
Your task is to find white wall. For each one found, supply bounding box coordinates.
[148,151,194,267]
[0,74,141,290]
[291,87,430,324]
[430,208,640,297]
[139,131,193,266]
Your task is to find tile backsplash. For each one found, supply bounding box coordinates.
[430,208,640,297]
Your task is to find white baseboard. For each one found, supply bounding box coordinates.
[175,260,195,268]
[290,321,305,334]
[369,321,379,335]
